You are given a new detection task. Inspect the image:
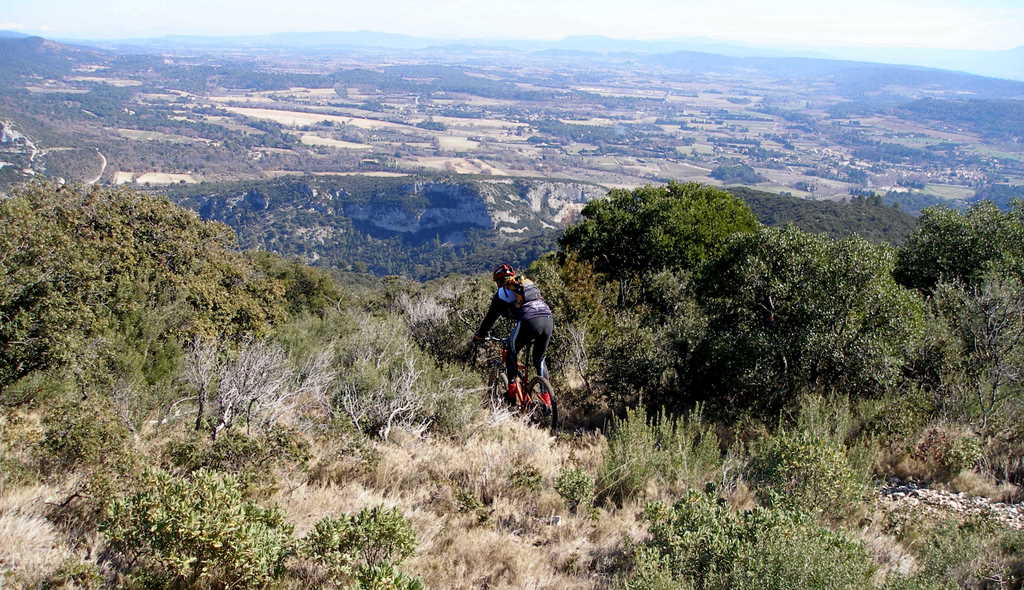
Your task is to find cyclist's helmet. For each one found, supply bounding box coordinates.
[492,263,516,284]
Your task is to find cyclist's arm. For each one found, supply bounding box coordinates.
[474,293,505,339]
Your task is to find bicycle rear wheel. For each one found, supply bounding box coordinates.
[525,376,558,432]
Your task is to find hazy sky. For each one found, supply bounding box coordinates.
[3,0,1022,50]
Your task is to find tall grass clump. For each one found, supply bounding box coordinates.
[599,405,722,505]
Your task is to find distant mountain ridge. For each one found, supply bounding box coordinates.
[54,29,1024,82]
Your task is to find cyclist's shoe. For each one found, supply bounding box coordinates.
[506,382,522,405]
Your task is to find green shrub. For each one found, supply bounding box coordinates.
[302,506,418,588]
[600,406,722,505]
[353,564,425,590]
[747,429,867,521]
[39,399,131,472]
[100,468,294,589]
[40,560,103,590]
[0,182,288,389]
[509,465,544,492]
[332,313,477,438]
[555,467,596,513]
[891,516,1022,588]
[946,435,983,473]
[165,427,309,496]
[625,490,877,590]
[693,226,923,417]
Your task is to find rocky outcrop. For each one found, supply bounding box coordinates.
[189,176,606,241]
[880,479,1024,530]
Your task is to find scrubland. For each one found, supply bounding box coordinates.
[2,181,1023,589]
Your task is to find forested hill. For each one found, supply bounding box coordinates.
[157,176,918,279]
[728,186,919,244]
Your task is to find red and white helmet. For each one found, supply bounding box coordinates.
[492,263,515,283]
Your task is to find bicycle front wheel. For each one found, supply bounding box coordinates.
[487,370,508,404]
[525,376,558,432]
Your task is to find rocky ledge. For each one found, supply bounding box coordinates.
[880,480,1024,530]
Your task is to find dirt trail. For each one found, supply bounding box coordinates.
[87,148,107,184]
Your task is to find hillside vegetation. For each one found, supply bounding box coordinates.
[148,177,918,280]
[2,181,1023,589]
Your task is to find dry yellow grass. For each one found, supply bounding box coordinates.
[223,107,417,132]
[0,485,76,586]
[271,417,636,589]
[437,136,480,152]
[112,171,134,185]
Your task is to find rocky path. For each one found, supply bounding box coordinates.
[880,480,1024,530]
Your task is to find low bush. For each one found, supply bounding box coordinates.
[331,314,477,438]
[100,468,294,589]
[889,515,1023,588]
[909,426,984,480]
[38,398,132,474]
[302,506,419,588]
[747,429,868,522]
[555,467,596,514]
[625,490,877,590]
[164,427,310,496]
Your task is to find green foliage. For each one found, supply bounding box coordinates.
[555,467,596,514]
[894,201,1024,291]
[625,490,877,590]
[600,406,722,505]
[912,428,983,476]
[39,560,104,590]
[560,182,758,283]
[925,275,1024,429]
[247,251,345,316]
[302,506,418,588]
[165,428,310,496]
[509,465,544,492]
[727,186,918,245]
[888,516,1022,589]
[694,225,923,416]
[39,398,131,472]
[396,274,491,366]
[747,430,868,521]
[101,468,294,589]
[0,181,288,390]
[354,564,425,590]
[709,163,765,184]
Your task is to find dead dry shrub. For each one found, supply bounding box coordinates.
[950,470,1020,503]
[882,424,985,485]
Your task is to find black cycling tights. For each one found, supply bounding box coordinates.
[507,315,553,382]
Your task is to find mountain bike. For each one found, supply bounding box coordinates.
[477,335,558,432]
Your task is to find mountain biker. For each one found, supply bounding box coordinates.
[473,263,554,404]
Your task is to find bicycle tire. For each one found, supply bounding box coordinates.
[526,376,559,432]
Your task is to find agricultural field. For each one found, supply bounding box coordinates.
[1,35,1022,200]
